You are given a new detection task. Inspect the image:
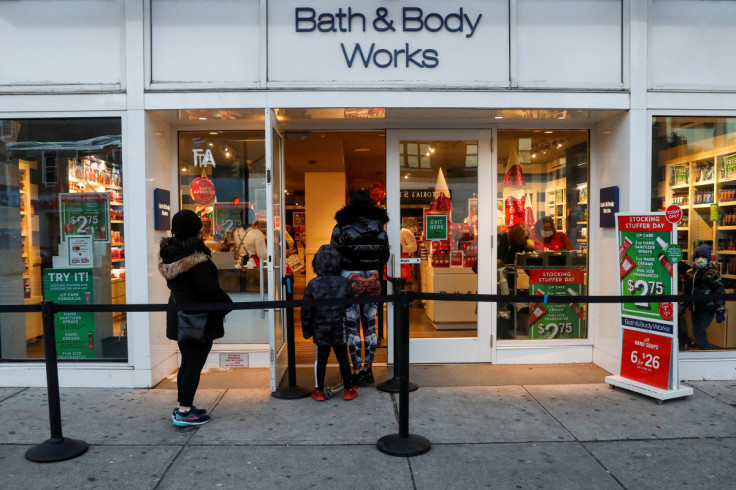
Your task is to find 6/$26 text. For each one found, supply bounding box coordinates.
[294,7,483,69]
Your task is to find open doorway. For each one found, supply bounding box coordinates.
[282,131,389,365]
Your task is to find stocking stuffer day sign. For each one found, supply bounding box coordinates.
[605,213,692,402]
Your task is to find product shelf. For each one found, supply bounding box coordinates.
[110,201,124,206]
[719,202,736,208]
[723,274,736,280]
[718,226,736,231]
[692,203,714,209]
[720,176,736,184]
[111,242,124,247]
[716,250,736,255]
[693,180,715,187]
[111,220,124,224]
[112,258,125,263]
[671,183,690,190]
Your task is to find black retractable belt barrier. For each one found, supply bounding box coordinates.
[272,275,310,400]
[377,290,431,457]
[25,301,89,463]
[377,277,418,394]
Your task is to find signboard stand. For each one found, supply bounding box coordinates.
[606,212,693,403]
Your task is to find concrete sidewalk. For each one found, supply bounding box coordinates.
[1,380,735,489]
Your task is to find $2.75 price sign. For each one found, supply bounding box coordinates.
[59,193,110,243]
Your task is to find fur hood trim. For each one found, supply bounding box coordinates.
[334,202,389,226]
[158,252,210,280]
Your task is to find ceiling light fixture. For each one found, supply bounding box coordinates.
[544,131,554,134]
[198,117,207,120]
[209,131,218,135]
[495,115,504,119]
[532,153,536,159]
[353,148,370,152]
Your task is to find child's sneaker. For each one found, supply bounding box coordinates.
[310,388,326,402]
[352,372,366,387]
[172,408,210,426]
[343,388,358,400]
[189,406,207,416]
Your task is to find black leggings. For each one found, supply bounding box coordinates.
[314,343,352,390]
[177,340,213,407]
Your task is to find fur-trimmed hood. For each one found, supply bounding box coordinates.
[158,236,211,280]
[334,201,389,226]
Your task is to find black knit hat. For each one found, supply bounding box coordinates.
[171,209,203,239]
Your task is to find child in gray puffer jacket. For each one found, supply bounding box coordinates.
[301,244,358,401]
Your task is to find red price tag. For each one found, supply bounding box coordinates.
[620,329,672,389]
[658,302,673,321]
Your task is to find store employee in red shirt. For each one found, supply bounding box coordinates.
[534,216,574,251]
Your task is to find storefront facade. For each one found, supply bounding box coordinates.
[2,0,736,388]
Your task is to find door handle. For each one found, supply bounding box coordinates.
[259,261,265,319]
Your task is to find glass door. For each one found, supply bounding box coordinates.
[266,109,288,391]
[387,130,495,363]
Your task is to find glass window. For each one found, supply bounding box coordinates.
[400,140,478,339]
[497,130,589,341]
[0,118,126,360]
[652,116,736,351]
[177,131,269,343]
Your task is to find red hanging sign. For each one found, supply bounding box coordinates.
[370,181,386,203]
[190,177,216,205]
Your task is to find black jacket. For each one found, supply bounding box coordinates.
[301,245,354,346]
[330,201,390,271]
[684,263,725,314]
[159,237,233,341]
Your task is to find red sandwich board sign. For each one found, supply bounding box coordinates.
[605,212,693,403]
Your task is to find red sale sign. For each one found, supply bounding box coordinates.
[620,329,672,390]
[665,204,683,224]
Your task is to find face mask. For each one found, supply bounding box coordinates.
[694,258,708,268]
[542,230,553,238]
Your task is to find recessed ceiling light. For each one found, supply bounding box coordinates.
[209,132,218,135]
[208,143,213,147]
[544,131,554,134]
[495,116,504,119]
[354,148,370,152]
[198,117,207,120]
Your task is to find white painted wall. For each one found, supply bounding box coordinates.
[150,0,261,86]
[0,0,123,91]
[144,112,179,386]
[650,0,736,90]
[516,0,623,88]
[591,112,630,374]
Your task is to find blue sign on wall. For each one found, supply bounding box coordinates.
[154,188,171,231]
[600,186,619,228]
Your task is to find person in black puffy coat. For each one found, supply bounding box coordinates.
[682,243,725,350]
[159,210,233,426]
[330,190,390,386]
[301,244,357,401]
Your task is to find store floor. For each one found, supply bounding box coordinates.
[155,362,611,390]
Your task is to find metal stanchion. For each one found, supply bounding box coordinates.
[377,290,431,457]
[377,277,418,393]
[272,275,310,399]
[26,301,89,463]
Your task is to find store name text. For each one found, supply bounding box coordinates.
[295,7,483,69]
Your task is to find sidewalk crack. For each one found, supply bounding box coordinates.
[0,387,29,404]
[522,385,626,489]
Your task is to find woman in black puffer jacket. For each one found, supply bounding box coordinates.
[301,244,357,401]
[330,190,390,386]
[159,210,233,426]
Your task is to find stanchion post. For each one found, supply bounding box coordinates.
[376,290,431,457]
[25,301,89,463]
[272,275,310,399]
[377,277,418,393]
